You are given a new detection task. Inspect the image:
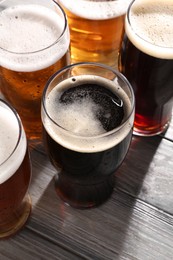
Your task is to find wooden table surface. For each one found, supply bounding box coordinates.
[0,112,173,259]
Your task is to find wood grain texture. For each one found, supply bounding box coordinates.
[116,135,173,214]
[1,187,173,260]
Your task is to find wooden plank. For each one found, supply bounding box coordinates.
[1,188,173,259]
[0,228,82,260]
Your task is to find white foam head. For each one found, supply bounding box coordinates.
[0,4,70,71]
[125,0,173,59]
[58,0,131,20]
[42,75,134,153]
[0,101,27,184]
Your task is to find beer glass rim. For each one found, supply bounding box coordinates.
[57,0,130,20]
[0,0,68,55]
[42,62,135,140]
[0,99,22,167]
[126,0,173,52]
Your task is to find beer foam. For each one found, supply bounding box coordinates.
[0,4,70,71]
[125,0,173,59]
[58,0,131,20]
[43,75,134,152]
[48,91,107,137]
[0,103,27,184]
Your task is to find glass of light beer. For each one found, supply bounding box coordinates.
[41,62,135,208]
[56,0,131,69]
[0,99,31,239]
[119,0,173,136]
[0,0,70,141]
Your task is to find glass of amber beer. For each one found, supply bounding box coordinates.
[119,0,173,136]
[41,62,135,208]
[57,0,131,69]
[0,99,31,239]
[0,0,70,141]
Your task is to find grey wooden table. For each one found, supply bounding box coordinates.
[0,114,173,260]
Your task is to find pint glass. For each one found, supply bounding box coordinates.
[0,99,31,239]
[57,0,131,69]
[119,0,173,136]
[0,0,70,141]
[41,62,135,208]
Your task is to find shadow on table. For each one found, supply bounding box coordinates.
[116,134,162,198]
[113,134,162,258]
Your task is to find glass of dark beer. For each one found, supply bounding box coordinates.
[0,0,70,141]
[0,99,31,239]
[41,62,135,208]
[57,0,132,69]
[119,0,173,136]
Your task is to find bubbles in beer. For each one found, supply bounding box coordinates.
[0,5,63,52]
[46,76,125,136]
[0,4,70,71]
[59,83,124,134]
[44,75,133,152]
[126,0,173,58]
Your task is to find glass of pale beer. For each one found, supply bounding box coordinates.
[119,0,173,136]
[57,0,131,69]
[0,0,70,141]
[0,99,31,239]
[41,62,135,208]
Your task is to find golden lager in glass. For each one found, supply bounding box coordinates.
[57,0,131,69]
[0,0,70,141]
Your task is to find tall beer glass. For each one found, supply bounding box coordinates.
[57,0,131,69]
[41,62,135,208]
[0,99,31,239]
[0,0,70,141]
[119,0,173,136]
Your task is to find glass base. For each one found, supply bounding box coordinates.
[0,194,31,239]
[54,173,115,209]
[133,121,170,137]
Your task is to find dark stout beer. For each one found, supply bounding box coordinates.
[119,0,173,136]
[42,66,134,208]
